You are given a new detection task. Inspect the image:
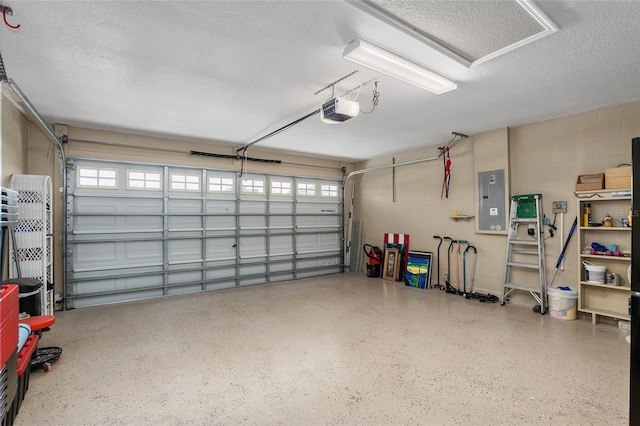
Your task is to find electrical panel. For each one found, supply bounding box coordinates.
[552,200,567,214]
[478,169,505,231]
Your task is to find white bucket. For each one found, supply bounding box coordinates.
[583,261,606,284]
[548,286,578,320]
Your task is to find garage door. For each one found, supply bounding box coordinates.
[65,159,343,308]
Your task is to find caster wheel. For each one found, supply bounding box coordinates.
[500,302,505,306]
[43,363,51,373]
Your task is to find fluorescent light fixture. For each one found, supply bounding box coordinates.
[343,38,457,95]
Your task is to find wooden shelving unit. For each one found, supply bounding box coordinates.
[576,189,631,324]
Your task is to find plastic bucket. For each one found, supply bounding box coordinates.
[583,261,606,283]
[548,286,578,320]
[3,278,43,316]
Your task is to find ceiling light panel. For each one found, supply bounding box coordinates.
[343,39,457,95]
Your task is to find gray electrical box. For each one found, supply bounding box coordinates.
[552,201,567,214]
[478,169,506,231]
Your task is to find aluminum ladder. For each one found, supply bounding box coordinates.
[501,194,547,314]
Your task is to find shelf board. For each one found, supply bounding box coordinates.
[579,254,631,261]
[450,215,474,220]
[579,226,631,231]
[575,190,631,200]
[579,281,631,291]
[578,306,629,320]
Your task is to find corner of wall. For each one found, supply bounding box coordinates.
[1,91,29,186]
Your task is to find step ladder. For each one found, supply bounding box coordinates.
[501,194,547,314]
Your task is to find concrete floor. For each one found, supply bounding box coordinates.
[15,273,629,425]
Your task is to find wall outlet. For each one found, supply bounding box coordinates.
[543,217,550,225]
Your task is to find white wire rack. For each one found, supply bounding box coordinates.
[9,175,54,315]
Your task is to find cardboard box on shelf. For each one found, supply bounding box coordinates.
[605,166,631,189]
[576,173,604,191]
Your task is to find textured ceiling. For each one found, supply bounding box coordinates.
[1,1,639,161]
[366,0,545,61]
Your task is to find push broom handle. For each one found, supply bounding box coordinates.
[556,217,578,268]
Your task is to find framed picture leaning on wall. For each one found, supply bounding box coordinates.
[383,248,400,281]
[405,251,432,289]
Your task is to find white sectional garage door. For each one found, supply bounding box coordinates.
[65,159,343,308]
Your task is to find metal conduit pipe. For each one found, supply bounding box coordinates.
[343,132,468,269]
[6,79,69,309]
[345,153,439,186]
[344,132,466,187]
[6,79,66,166]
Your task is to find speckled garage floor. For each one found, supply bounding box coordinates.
[15,273,629,425]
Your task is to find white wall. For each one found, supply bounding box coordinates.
[1,91,30,279]
[1,92,29,186]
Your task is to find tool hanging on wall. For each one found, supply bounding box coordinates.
[392,157,396,203]
[440,146,451,198]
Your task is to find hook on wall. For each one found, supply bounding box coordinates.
[1,5,20,29]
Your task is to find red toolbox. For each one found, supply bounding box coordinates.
[0,285,18,368]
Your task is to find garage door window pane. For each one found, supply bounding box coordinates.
[209,176,234,193]
[271,181,291,195]
[321,184,338,197]
[242,179,264,194]
[128,171,162,190]
[171,174,201,191]
[297,183,316,196]
[78,167,118,188]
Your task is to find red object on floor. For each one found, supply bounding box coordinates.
[19,315,55,332]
